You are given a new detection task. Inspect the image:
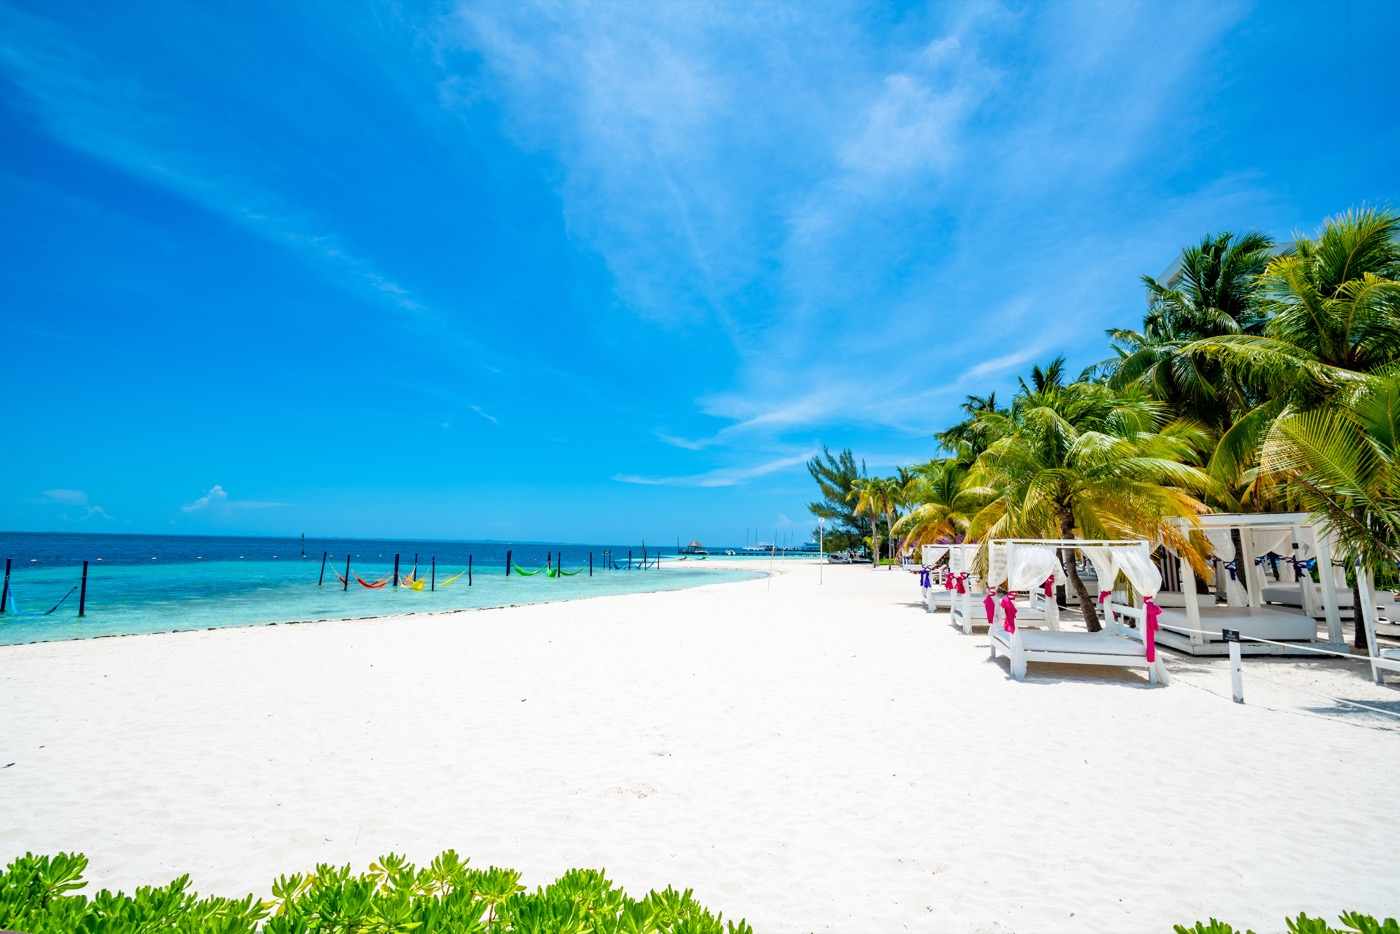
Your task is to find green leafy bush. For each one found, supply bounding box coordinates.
[1174,913,1399,934]
[0,850,753,933]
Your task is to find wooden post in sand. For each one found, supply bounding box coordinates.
[0,558,10,614]
[431,555,436,591]
[343,554,351,591]
[78,560,89,617]
[393,554,401,588]
[318,551,328,587]
[506,549,513,576]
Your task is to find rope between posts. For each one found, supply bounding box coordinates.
[1224,666,1400,723]
[1154,621,1376,663]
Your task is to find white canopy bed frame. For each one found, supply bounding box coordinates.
[1150,514,1349,657]
[947,543,1059,634]
[987,539,1170,685]
[917,544,952,613]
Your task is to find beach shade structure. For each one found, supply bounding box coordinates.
[947,543,992,633]
[988,538,1170,685]
[1354,562,1400,684]
[947,542,1061,634]
[917,544,951,614]
[1150,514,1350,657]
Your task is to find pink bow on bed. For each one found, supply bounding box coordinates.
[1098,589,1111,604]
[983,592,996,624]
[955,573,967,595]
[1143,595,1161,663]
[999,593,1018,633]
[1041,576,1054,598]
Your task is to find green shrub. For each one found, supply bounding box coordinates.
[1174,914,1399,934]
[0,850,753,933]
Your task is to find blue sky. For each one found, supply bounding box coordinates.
[2,1,1397,544]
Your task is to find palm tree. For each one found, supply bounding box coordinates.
[807,447,866,553]
[891,458,977,550]
[850,476,900,568]
[1260,374,1400,647]
[966,380,1215,630]
[1104,231,1273,430]
[1185,209,1400,499]
[936,393,1005,462]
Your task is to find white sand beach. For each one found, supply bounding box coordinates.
[2,561,1398,932]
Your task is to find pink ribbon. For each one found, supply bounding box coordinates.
[983,592,996,624]
[1098,589,1111,604]
[1143,596,1160,663]
[955,573,967,595]
[1041,576,1055,598]
[1000,593,1018,633]
[944,570,955,591]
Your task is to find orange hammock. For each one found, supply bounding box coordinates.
[333,569,390,589]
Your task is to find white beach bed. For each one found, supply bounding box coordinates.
[990,622,1167,684]
[988,539,1169,684]
[1156,513,1351,657]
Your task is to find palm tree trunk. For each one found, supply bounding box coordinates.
[1061,513,1101,632]
[887,509,896,569]
[870,518,879,570]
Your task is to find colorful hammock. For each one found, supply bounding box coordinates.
[549,567,581,577]
[438,569,467,588]
[356,576,389,589]
[400,574,427,592]
[512,565,546,576]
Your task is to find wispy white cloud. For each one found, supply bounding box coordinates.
[444,0,1257,457]
[469,404,499,425]
[0,4,427,317]
[39,488,112,520]
[613,451,815,488]
[42,488,88,506]
[182,485,286,514]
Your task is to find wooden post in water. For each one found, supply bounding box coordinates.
[506,549,513,576]
[0,558,10,614]
[431,555,436,591]
[318,551,328,587]
[393,553,401,588]
[547,551,552,572]
[468,554,474,586]
[589,552,593,577]
[413,553,419,578]
[343,554,351,591]
[628,548,633,570]
[78,560,89,617]
[556,552,562,580]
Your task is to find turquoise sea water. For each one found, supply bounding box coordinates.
[0,533,766,646]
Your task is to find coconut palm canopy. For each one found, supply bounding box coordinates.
[813,206,1400,627]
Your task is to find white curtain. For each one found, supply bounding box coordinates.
[986,543,1009,587]
[1115,546,1163,597]
[1202,529,1235,560]
[1080,546,1117,590]
[1006,545,1061,591]
[921,544,950,566]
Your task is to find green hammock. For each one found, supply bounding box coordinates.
[550,567,582,577]
[512,565,546,577]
